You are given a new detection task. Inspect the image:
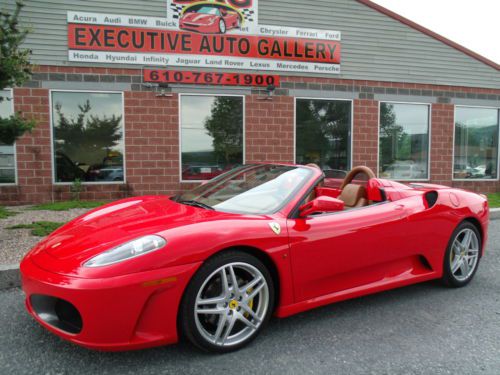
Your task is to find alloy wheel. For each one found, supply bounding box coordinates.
[450,228,479,282]
[194,262,269,347]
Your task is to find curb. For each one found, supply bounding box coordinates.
[0,264,21,290]
[1,208,500,291]
[490,208,500,220]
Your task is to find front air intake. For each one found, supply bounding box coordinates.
[30,294,83,334]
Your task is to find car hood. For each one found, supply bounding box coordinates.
[182,13,216,24]
[25,196,235,277]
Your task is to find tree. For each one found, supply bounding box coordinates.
[296,100,351,169]
[204,97,243,165]
[54,100,123,163]
[379,103,406,168]
[0,1,34,144]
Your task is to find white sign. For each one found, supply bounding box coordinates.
[68,50,341,74]
[67,7,342,75]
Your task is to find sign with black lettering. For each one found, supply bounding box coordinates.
[144,69,280,87]
[67,5,341,74]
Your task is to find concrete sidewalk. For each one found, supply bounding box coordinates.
[1,208,499,290]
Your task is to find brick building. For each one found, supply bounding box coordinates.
[0,0,499,204]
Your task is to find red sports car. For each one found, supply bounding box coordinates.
[179,4,242,34]
[20,164,488,352]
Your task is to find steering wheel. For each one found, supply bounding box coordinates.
[340,166,376,190]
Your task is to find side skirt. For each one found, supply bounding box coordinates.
[274,272,438,318]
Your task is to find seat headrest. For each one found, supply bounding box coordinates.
[339,184,367,207]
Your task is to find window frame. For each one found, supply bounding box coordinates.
[49,89,127,185]
[178,93,246,183]
[293,97,353,171]
[0,88,18,186]
[452,104,500,182]
[377,101,432,182]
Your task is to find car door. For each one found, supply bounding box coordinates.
[287,200,412,302]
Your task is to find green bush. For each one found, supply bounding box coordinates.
[29,200,106,211]
[6,221,65,236]
[0,206,17,219]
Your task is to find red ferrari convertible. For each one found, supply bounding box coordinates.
[179,4,242,34]
[20,164,489,352]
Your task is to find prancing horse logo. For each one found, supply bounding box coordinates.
[268,222,281,235]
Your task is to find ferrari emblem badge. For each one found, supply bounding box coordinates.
[269,222,281,235]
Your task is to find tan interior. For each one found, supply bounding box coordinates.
[337,184,369,208]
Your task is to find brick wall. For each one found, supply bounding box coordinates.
[352,99,379,172]
[0,65,499,204]
[245,95,294,164]
[430,103,454,186]
[124,91,182,196]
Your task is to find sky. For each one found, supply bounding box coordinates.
[371,0,500,65]
[181,95,214,152]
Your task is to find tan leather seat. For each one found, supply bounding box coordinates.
[338,184,369,208]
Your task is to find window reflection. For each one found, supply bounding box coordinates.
[295,99,351,174]
[180,95,243,181]
[52,92,124,183]
[454,107,499,180]
[379,103,429,180]
[0,90,16,184]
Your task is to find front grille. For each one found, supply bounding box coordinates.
[30,294,83,334]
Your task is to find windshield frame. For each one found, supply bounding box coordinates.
[173,164,317,216]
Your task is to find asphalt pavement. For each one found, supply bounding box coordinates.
[1,220,499,375]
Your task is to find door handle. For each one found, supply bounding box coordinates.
[394,204,405,211]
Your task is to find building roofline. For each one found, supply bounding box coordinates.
[356,0,500,71]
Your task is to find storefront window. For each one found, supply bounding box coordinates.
[295,99,351,174]
[454,107,499,180]
[180,95,244,181]
[51,91,125,183]
[379,102,429,180]
[0,89,16,184]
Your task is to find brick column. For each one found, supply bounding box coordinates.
[124,91,181,196]
[352,99,379,172]
[430,103,454,186]
[10,88,52,204]
[245,95,294,163]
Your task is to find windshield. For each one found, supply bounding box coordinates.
[174,164,313,215]
[194,6,220,15]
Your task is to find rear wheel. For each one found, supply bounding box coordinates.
[180,251,274,352]
[442,222,481,287]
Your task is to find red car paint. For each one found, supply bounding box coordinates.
[180,6,241,34]
[20,164,489,351]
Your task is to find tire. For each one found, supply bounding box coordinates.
[218,18,226,34]
[179,250,275,353]
[441,221,481,287]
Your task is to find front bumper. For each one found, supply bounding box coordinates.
[20,257,201,351]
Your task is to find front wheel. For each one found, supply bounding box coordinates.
[179,251,274,352]
[442,222,481,287]
[218,18,226,34]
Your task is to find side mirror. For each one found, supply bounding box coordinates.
[221,9,228,16]
[299,196,344,218]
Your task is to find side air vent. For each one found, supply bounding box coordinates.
[424,191,438,208]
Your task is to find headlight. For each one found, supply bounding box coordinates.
[83,235,166,268]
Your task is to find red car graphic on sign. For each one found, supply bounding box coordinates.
[180,3,242,34]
